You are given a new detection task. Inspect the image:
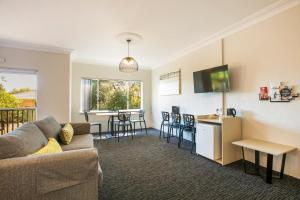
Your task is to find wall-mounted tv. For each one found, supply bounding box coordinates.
[193,65,230,93]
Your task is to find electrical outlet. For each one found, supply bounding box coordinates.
[0,58,6,63]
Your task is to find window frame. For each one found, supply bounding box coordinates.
[80,77,144,113]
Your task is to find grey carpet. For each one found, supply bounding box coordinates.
[94,129,300,200]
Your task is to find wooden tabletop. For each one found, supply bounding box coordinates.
[96,111,140,116]
[197,118,222,124]
[232,139,296,156]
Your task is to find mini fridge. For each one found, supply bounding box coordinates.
[196,123,222,160]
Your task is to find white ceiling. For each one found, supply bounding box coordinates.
[0,0,280,68]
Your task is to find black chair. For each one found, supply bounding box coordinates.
[172,106,180,114]
[131,110,148,135]
[178,114,196,153]
[167,112,181,143]
[159,111,170,139]
[115,111,133,142]
[84,112,102,138]
[107,115,119,135]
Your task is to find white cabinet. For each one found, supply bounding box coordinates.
[196,123,222,160]
[195,116,242,165]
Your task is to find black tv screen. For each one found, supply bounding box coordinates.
[193,65,230,93]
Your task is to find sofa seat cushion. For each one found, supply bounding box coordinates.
[35,116,61,139]
[0,123,48,159]
[61,134,94,151]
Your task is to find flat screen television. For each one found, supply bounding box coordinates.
[193,65,230,93]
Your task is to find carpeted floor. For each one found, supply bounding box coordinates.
[94,129,300,200]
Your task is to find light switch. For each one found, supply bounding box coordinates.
[0,58,6,63]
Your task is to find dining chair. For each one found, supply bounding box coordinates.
[115,111,133,142]
[131,110,148,135]
[84,111,102,138]
[159,111,170,139]
[167,112,181,143]
[107,114,119,135]
[178,114,196,153]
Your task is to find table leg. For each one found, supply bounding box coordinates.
[266,154,273,184]
[99,124,102,139]
[255,150,260,175]
[242,147,247,173]
[280,153,286,179]
[111,115,115,136]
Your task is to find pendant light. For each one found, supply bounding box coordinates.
[119,39,139,72]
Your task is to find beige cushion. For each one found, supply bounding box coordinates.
[0,123,48,159]
[59,123,74,144]
[61,134,94,151]
[35,116,61,139]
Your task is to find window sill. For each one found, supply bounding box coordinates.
[79,109,142,114]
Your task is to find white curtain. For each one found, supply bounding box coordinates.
[81,79,91,112]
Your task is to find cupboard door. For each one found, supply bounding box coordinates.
[196,123,221,160]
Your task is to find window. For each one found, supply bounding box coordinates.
[0,70,37,108]
[81,78,143,112]
[0,69,37,134]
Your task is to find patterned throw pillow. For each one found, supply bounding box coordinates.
[33,138,62,155]
[59,123,74,145]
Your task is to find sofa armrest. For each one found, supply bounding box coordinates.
[0,148,99,199]
[61,123,90,135]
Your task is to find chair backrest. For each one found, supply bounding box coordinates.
[161,111,170,122]
[182,114,195,128]
[171,112,181,124]
[117,111,131,122]
[172,106,180,114]
[84,111,89,122]
[139,110,145,120]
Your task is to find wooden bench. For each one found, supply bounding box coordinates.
[232,139,296,184]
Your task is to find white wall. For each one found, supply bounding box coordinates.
[224,5,300,179]
[71,62,152,132]
[152,5,300,178]
[0,46,71,122]
[152,41,224,140]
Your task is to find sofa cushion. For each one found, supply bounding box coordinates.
[33,138,63,155]
[61,134,94,151]
[64,123,90,135]
[0,123,48,159]
[59,123,74,145]
[35,116,61,139]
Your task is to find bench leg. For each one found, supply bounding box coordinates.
[241,147,247,173]
[280,153,286,179]
[266,154,273,184]
[255,150,260,175]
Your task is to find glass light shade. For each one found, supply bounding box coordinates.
[119,56,139,73]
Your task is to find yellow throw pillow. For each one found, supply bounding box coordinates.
[59,123,74,145]
[33,138,62,155]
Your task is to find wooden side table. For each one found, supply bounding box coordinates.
[232,139,296,184]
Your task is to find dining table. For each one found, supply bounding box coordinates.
[96,111,140,135]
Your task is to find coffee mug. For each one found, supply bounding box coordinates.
[227,108,236,117]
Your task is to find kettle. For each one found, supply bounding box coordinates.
[227,108,236,117]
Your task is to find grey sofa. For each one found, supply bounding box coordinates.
[0,116,102,200]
